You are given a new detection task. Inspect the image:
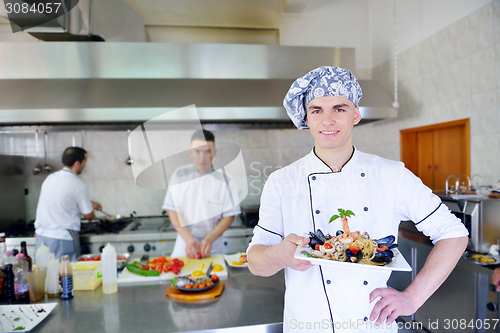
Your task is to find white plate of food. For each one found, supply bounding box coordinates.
[224,253,248,268]
[294,246,412,272]
[294,208,412,272]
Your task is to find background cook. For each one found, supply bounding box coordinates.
[247,66,469,333]
[34,147,102,261]
[163,129,240,258]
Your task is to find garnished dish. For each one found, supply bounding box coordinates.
[224,253,248,267]
[126,257,184,276]
[171,264,219,293]
[301,208,397,266]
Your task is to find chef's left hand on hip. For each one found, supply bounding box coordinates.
[369,287,418,326]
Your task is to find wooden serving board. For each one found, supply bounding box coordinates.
[489,192,500,199]
[117,254,227,284]
[166,281,225,300]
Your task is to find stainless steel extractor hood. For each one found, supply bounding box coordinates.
[0,0,147,42]
[0,42,397,125]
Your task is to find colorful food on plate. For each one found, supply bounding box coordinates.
[232,252,248,266]
[471,254,496,264]
[171,274,218,290]
[126,256,184,276]
[302,208,397,266]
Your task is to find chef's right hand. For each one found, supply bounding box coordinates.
[185,240,202,259]
[91,201,102,211]
[493,268,500,291]
[279,233,313,272]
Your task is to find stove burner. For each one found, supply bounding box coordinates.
[80,219,134,235]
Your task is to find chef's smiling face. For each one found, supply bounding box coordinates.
[189,139,217,174]
[305,96,361,153]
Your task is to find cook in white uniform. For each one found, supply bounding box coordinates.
[247,66,469,333]
[163,130,240,258]
[35,147,102,261]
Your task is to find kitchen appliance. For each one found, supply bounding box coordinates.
[0,43,397,126]
[439,194,500,253]
[240,206,259,228]
[390,236,499,333]
[80,215,253,258]
[0,154,26,233]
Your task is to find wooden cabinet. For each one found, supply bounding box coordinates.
[401,119,470,190]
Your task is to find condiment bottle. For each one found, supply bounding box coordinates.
[46,256,61,297]
[3,250,14,267]
[2,264,15,303]
[0,232,6,266]
[20,241,32,271]
[59,255,73,299]
[101,243,117,294]
[13,253,29,303]
[35,242,51,269]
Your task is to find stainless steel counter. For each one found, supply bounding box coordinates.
[30,267,284,333]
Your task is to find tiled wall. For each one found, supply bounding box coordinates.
[0,129,314,222]
[354,2,500,187]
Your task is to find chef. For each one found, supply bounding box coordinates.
[34,147,102,261]
[247,66,469,333]
[163,129,240,258]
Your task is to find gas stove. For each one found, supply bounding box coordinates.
[79,216,174,257]
[79,218,135,235]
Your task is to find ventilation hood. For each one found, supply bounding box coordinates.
[0,0,147,42]
[0,42,397,126]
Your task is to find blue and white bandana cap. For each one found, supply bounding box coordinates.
[283,66,363,129]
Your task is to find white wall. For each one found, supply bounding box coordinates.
[370,0,493,67]
[355,2,500,187]
[0,128,314,222]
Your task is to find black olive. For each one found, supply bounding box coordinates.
[336,230,344,236]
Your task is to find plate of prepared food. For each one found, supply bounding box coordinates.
[171,263,220,293]
[463,252,499,265]
[224,253,248,267]
[293,208,412,272]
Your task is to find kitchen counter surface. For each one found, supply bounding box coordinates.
[30,266,284,333]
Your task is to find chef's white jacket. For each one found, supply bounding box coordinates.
[35,168,93,240]
[248,148,468,333]
[163,164,241,256]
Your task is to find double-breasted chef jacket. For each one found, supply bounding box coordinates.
[248,147,468,333]
[163,164,241,257]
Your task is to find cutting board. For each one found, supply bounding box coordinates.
[166,281,225,300]
[117,254,227,284]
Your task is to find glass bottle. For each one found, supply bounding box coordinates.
[59,255,73,299]
[20,241,32,271]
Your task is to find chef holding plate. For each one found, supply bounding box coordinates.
[247,66,468,333]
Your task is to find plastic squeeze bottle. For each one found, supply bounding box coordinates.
[101,243,118,294]
[46,256,61,297]
[59,255,73,299]
[35,242,51,269]
[13,253,29,303]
